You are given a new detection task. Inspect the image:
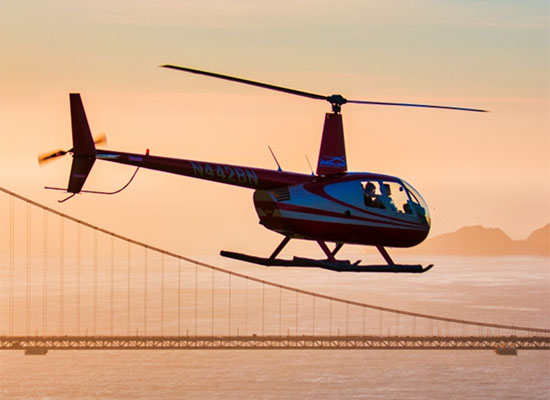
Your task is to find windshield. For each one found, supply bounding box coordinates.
[401,179,431,226]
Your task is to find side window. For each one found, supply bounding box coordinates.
[382,181,410,214]
[401,180,430,224]
[406,189,428,223]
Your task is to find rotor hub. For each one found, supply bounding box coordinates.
[326,94,348,113]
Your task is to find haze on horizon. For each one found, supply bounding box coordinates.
[1,0,548,256]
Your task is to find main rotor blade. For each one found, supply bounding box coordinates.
[162,64,487,113]
[347,99,487,113]
[161,64,327,101]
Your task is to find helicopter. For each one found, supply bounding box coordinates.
[40,65,486,273]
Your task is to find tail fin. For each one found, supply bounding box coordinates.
[67,93,96,193]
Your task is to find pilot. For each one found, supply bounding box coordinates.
[364,182,385,209]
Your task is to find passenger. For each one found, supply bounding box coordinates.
[364,182,385,209]
[383,184,398,212]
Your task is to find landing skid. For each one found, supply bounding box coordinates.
[220,251,433,273]
[221,236,433,273]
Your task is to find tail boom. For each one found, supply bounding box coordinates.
[96,150,313,190]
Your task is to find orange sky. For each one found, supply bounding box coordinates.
[1,1,548,256]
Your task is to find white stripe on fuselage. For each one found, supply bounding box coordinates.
[278,209,424,230]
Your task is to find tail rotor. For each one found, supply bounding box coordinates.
[38,133,106,166]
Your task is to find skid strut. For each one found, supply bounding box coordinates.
[269,236,291,260]
[376,245,395,265]
[332,242,344,257]
[317,240,336,262]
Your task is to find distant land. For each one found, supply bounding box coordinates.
[404,224,549,256]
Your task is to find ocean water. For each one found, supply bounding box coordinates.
[1,255,549,399]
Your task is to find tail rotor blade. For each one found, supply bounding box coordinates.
[38,149,69,166]
[94,132,107,146]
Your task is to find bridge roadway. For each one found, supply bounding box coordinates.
[2,335,549,352]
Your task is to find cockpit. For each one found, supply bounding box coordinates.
[322,176,431,228]
[360,179,430,226]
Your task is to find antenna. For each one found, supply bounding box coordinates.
[305,155,315,176]
[268,146,283,172]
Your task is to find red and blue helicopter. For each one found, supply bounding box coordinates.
[40,65,486,273]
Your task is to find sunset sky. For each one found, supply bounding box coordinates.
[1,1,548,256]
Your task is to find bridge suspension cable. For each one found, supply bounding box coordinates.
[1,186,549,340]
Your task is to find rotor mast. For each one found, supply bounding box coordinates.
[326,95,347,113]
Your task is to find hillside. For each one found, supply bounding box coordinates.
[408,224,549,256]
[524,224,550,256]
